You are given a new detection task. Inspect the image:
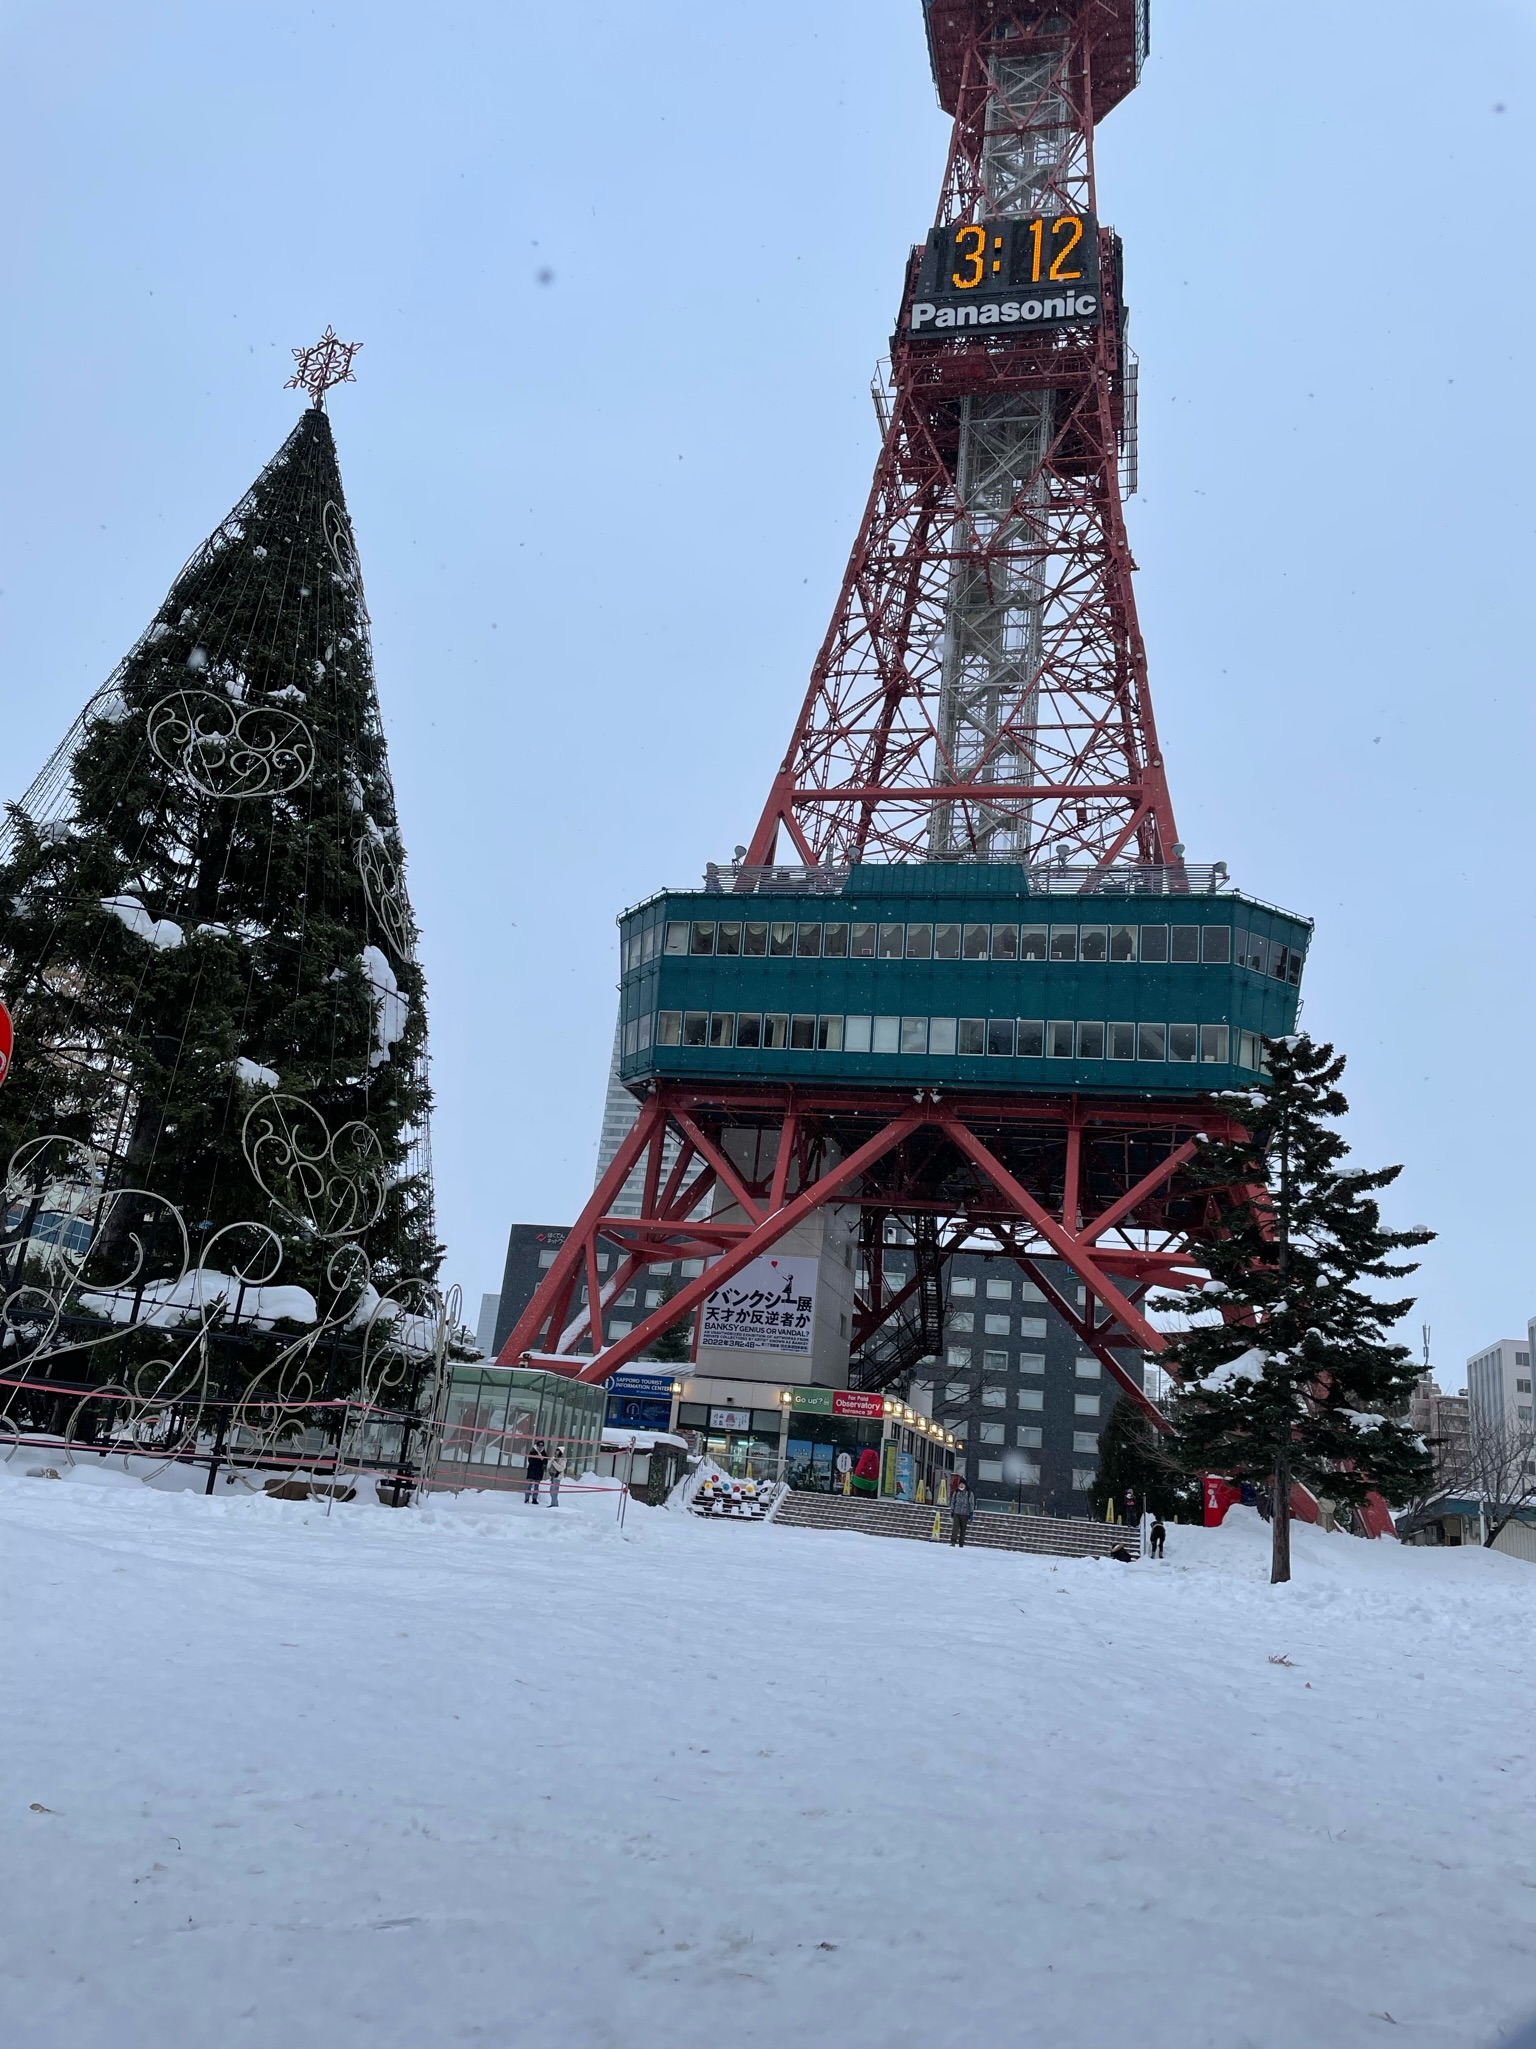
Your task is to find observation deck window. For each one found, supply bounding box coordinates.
[817,1016,844,1050]
[691,922,715,955]
[1077,1021,1105,1058]
[824,923,850,957]
[935,922,962,959]
[1109,1023,1136,1059]
[1168,1023,1198,1063]
[1017,1019,1045,1056]
[851,923,876,958]
[901,1016,930,1053]
[665,921,689,955]
[991,924,1019,960]
[742,921,767,956]
[1137,1023,1166,1060]
[845,1015,872,1051]
[987,1018,1015,1055]
[1049,926,1078,962]
[963,923,990,959]
[1171,925,1201,964]
[709,1013,735,1048]
[796,923,822,956]
[929,1016,958,1053]
[790,1016,817,1049]
[1021,925,1049,960]
[905,922,934,958]
[1080,926,1108,961]
[1109,926,1137,960]
[958,1018,986,1054]
[1048,1020,1074,1057]
[715,921,742,956]
[764,1014,789,1048]
[1139,925,1169,962]
[879,923,905,958]
[683,1011,709,1046]
[736,1013,762,1048]
[873,1016,900,1053]
[1202,926,1230,963]
[1201,1025,1229,1063]
[769,922,795,956]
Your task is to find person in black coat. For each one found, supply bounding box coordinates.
[525,1440,548,1505]
[1149,1517,1167,1559]
[949,1481,975,1546]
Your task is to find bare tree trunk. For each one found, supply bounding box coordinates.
[1271,1450,1292,1584]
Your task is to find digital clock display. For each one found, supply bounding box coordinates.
[908,213,1102,338]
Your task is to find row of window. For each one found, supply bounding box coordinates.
[955,1423,1102,1451]
[628,917,1302,980]
[640,1009,1264,1068]
[946,1353,1102,1377]
[974,1461,1097,1491]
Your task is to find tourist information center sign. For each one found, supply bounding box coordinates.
[699,1254,818,1355]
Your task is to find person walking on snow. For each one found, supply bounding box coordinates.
[949,1480,975,1547]
[525,1440,548,1505]
[547,1445,568,1507]
[1149,1516,1166,1560]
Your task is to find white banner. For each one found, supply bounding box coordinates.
[699,1254,819,1356]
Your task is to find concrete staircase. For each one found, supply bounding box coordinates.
[770,1490,1140,1560]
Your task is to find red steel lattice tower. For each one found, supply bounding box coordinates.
[748,0,1172,876]
[498,0,1305,1428]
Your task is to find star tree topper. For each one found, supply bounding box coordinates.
[285,326,362,407]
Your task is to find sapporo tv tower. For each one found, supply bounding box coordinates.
[502,0,1312,1413]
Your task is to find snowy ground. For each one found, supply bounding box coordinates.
[5,1466,1536,2049]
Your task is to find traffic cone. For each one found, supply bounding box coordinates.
[931,1508,943,1541]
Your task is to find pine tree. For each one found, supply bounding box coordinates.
[0,385,439,1439]
[1159,1035,1432,1583]
[643,1276,695,1365]
[1090,1392,1198,1524]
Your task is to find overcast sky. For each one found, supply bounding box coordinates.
[3,1,1534,1387]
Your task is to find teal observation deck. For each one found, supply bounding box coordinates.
[616,863,1309,1099]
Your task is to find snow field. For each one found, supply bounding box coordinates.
[4,1471,1535,2048]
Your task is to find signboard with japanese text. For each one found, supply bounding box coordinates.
[708,1408,753,1431]
[786,1386,885,1420]
[699,1254,818,1355]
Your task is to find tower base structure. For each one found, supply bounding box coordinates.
[498,1076,1248,1421]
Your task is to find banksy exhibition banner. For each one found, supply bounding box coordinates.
[699,1254,819,1356]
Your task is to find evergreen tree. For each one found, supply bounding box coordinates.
[1091,1391,1198,1524]
[1159,1034,1432,1583]
[0,391,439,1434]
[642,1276,695,1365]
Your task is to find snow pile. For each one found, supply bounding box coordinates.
[6,1489,1536,2048]
[101,895,183,951]
[234,1057,279,1089]
[359,945,406,1067]
[1197,1344,1267,1388]
[78,1269,318,1329]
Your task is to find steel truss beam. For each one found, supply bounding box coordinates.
[499,1083,1245,1423]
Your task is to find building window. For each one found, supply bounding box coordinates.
[607,1320,632,1338]
[1077,1021,1105,1058]
[947,1310,975,1332]
[951,1419,968,1441]
[1019,1387,1044,1411]
[1072,1431,1099,1453]
[946,1346,972,1368]
[929,1016,957,1054]
[1016,1426,1043,1448]
[1071,1468,1095,1491]
[1138,1022,1166,1061]
[617,1289,636,1307]
[901,1016,929,1054]
[1017,1019,1045,1057]
[1074,1394,1100,1417]
[1075,1357,1100,1379]
[682,1011,709,1047]
[986,1279,1012,1300]
[790,1015,816,1050]
[1010,1458,1042,1483]
[1047,1020,1074,1058]
[982,1349,1009,1372]
[958,1018,985,1054]
[1518,1379,1532,1395]
[763,1014,789,1049]
[951,1276,976,1298]
[873,1015,900,1053]
[944,1381,970,1402]
[537,1249,559,1269]
[1018,1355,1045,1377]
[1020,1316,1047,1338]
[976,1459,1004,1483]
[978,1422,1005,1445]
[984,1314,1010,1336]
[1200,1024,1229,1063]
[644,1289,664,1307]
[1109,1022,1136,1060]
[845,1014,872,1052]
[981,1387,1007,1409]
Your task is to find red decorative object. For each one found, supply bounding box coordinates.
[0,998,11,1087]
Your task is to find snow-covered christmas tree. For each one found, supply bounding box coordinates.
[0,335,446,1448]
